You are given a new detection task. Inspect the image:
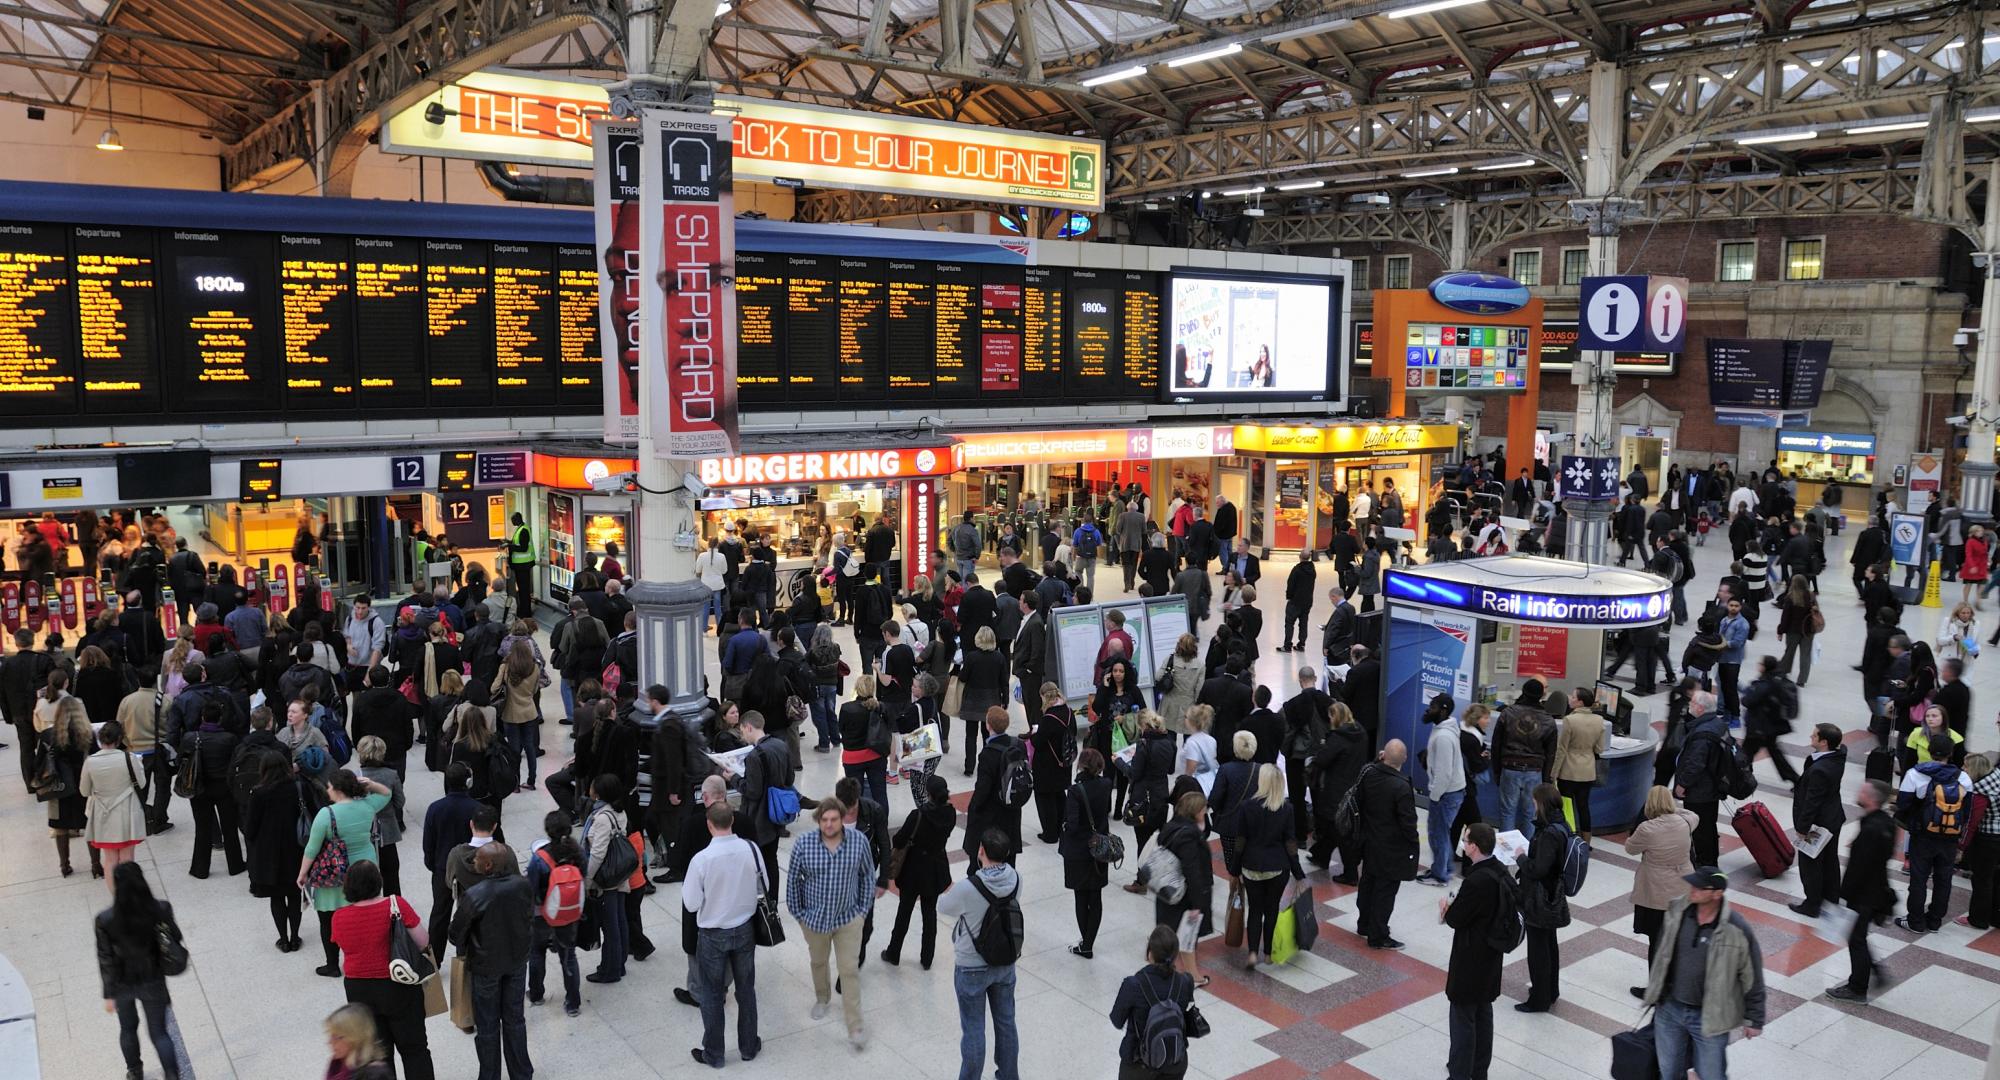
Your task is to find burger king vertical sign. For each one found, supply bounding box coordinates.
[639,107,740,458]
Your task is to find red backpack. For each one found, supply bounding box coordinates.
[537,849,586,927]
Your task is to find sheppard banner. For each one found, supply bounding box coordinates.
[592,118,641,442]
[639,109,739,458]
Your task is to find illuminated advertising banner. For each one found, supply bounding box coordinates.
[722,96,1103,211]
[695,444,964,487]
[1165,269,1339,403]
[1382,606,1478,790]
[639,108,738,458]
[592,118,642,442]
[956,429,1150,467]
[383,70,610,169]
[903,477,938,591]
[1231,423,1458,457]
[1776,430,1876,456]
[1382,568,1671,628]
[1148,425,1236,460]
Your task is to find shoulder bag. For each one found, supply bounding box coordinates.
[172,732,202,799]
[155,912,189,977]
[745,838,786,947]
[387,900,437,985]
[1087,785,1125,866]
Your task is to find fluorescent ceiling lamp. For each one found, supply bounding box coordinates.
[1733,130,1816,145]
[1971,111,2000,123]
[1166,43,1243,67]
[1402,166,1460,177]
[1276,179,1326,190]
[1845,119,1927,134]
[1079,66,1146,87]
[1262,19,1354,43]
[715,1,730,14]
[1940,35,2000,50]
[1475,159,1536,170]
[1220,185,1266,195]
[1386,0,1485,19]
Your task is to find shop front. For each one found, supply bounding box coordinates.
[1231,421,1462,554]
[1777,429,1876,519]
[691,440,963,590]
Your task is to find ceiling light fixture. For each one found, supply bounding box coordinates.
[1166,42,1243,67]
[1079,65,1147,87]
[1971,110,2000,123]
[1385,0,1485,20]
[1475,159,1537,170]
[95,76,121,151]
[1844,119,1928,134]
[1220,185,1266,195]
[1262,18,1355,43]
[1402,166,1460,177]
[1733,129,1817,145]
[1276,179,1326,190]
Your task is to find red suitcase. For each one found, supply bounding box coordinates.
[1732,801,1796,877]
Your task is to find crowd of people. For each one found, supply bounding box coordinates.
[12,462,1999,1080]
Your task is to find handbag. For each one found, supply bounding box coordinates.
[386,901,436,985]
[448,955,476,1032]
[1223,879,1246,949]
[1086,786,1124,866]
[303,811,349,889]
[1610,1017,1662,1080]
[1184,1001,1211,1039]
[156,915,189,977]
[172,732,201,799]
[30,738,74,802]
[1288,883,1319,952]
[941,676,965,717]
[746,838,786,947]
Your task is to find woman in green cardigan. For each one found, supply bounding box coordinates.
[298,769,393,977]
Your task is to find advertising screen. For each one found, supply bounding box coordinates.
[1165,270,1338,403]
[1401,322,1529,392]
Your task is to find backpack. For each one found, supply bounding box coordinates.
[1554,823,1591,897]
[1691,728,1755,799]
[484,740,519,802]
[228,743,285,816]
[967,875,1025,966]
[536,850,587,926]
[1000,737,1034,808]
[172,732,202,799]
[1046,711,1077,768]
[1921,766,1968,837]
[314,705,352,765]
[757,742,801,824]
[1135,972,1191,1071]
[1486,871,1526,953]
[1075,527,1100,559]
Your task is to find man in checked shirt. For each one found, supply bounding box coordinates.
[787,801,879,1051]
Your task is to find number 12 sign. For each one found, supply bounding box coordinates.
[1577,275,1688,353]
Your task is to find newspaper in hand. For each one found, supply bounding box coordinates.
[1492,829,1530,867]
[707,745,754,777]
[1810,902,1859,944]
[1796,825,1833,860]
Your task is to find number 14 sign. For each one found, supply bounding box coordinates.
[1577,275,1688,353]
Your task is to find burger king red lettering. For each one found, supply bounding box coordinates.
[696,446,960,487]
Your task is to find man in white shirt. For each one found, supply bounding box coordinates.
[683,801,767,1066]
[1352,488,1375,530]
[693,539,728,636]
[1728,484,1759,519]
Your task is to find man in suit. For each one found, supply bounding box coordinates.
[1183,507,1216,573]
[1196,656,1255,753]
[1442,824,1509,1080]
[1322,585,1356,680]
[1114,501,1148,592]
[1343,645,1382,756]
[1510,469,1536,521]
[1280,558,1316,653]
[1826,779,1898,1004]
[1211,495,1238,570]
[1011,595,1048,704]
[1789,723,1848,917]
[1614,495,1646,566]
[957,574,997,647]
[1357,739,1418,950]
[1224,538,1260,590]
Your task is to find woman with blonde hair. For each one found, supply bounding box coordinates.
[1939,600,1980,667]
[1126,709,1179,862]
[1180,704,1220,792]
[422,668,465,773]
[354,736,408,895]
[1623,785,1695,996]
[322,1002,395,1080]
[1233,764,1303,968]
[956,624,1009,775]
[1156,632,1202,733]
[839,673,890,807]
[160,630,201,701]
[490,638,545,792]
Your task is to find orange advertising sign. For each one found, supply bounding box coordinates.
[382,70,612,170]
[529,454,640,491]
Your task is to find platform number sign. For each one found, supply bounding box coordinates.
[444,498,476,526]
[390,456,426,490]
[1578,275,1688,353]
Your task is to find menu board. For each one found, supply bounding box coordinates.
[352,236,425,400]
[278,233,354,406]
[424,239,492,403]
[0,223,75,415]
[1402,322,1529,392]
[554,245,600,406]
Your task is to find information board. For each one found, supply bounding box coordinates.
[439,451,478,493]
[1706,338,1832,410]
[1052,603,1106,703]
[1142,594,1190,690]
[239,458,282,504]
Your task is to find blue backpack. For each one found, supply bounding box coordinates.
[314,704,352,765]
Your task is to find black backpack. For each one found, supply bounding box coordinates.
[1000,737,1035,807]
[968,875,1025,965]
[1487,870,1525,953]
[483,739,519,801]
[1136,971,1191,1071]
[1075,527,1100,559]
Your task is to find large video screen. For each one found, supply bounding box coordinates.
[1164,269,1340,403]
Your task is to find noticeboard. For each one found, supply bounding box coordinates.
[1051,603,1106,703]
[1142,594,1190,691]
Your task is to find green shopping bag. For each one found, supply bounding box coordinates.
[1562,795,1577,832]
[1270,901,1299,965]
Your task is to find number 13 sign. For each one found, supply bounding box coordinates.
[1577,275,1688,353]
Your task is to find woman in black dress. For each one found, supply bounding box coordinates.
[1059,748,1114,958]
[241,754,307,951]
[879,772,956,969]
[1026,682,1075,843]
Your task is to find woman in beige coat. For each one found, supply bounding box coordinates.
[490,639,546,793]
[1552,689,1609,841]
[79,718,148,890]
[1155,633,1202,734]
[1623,784,1695,997]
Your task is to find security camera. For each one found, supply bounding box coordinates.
[681,474,710,499]
[1948,414,1973,427]
[590,471,638,494]
[1957,331,1973,348]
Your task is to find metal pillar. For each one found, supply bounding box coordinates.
[1442,200,1473,431]
[1962,161,2000,525]
[1566,501,1612,567]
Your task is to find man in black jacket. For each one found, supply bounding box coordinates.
[957,575,997,647]
[1,628,51,786]
[165,663,245,746]
[167,538,206,625]
[451,843,536,1080]
[1443,824,1509,1080]
[1614,495,1646,566]
[1790,723,1848,917]
[351,666,416,778]
[851,567,893,675]
[1343,645,1382,757]
[1196,657,1255,754]
[1281,667,1331,836]
[1356,739,1418,950]
[1183,507,1216,572]
[1933,658,1971,738]
[964,708,1024,863]
[1827,779,1898,1003]
[735,710,795,893]
[1674,702,1730,867]
[1850,520,1887,595]
[997,546,1039,600]
[1011,596,1048,705]
[1211,495,1239,564]
[1280,558,1316,652]
[116,590,166,674]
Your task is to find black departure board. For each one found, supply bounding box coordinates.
[1068,269,1117,392]
[278,233,354,406]
[554,245,600,406]
[352,236,424,401]
[884,259,933,396]
[439,450,477,492]
[1120,272,1162,395]
[0,223,76,415]
[932,262,978,395]
[1019,266,1064,397]
[167,230,271,413]
[71,226,160,414]
[424,239,492,404]
[239,458,282,504]
[785,254,838,396]
[835,257,884,400]
[734,251,784,401]
[490,242,555,404]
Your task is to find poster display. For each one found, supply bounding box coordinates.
[1165,269,1339,403]
[638,108,738,458]
[1382,606,1479,793]
[1099,601,1155,691]
[592,118,641,442]
[1515,625,1568,681]
[1141,594,1189,689]
[1052,604,1107,703]
[1907,454,1943,517]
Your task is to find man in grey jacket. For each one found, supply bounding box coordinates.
[939,830,1022,1080]
[1420,695,1467,886]
[1114,501,1148,591]
[1641,868,1766,1080]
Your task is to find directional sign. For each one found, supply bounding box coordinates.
[1557,455,1621,501]
[1578,276,1647,351]
[1646,275,1689,352]
[390,455,426,490]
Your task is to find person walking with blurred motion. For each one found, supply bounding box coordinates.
[1108,925,1197,1080]
[321,1003,396,1080]
[96,862,185,1080]
[1145,792,1214,988]
[300,770,395,977]
[1234,765,1304,970]
[452,843,535,1080]
[1623,785,1696,997]
[242,753,308,952]
[1516,783,1570,1012]
[44,695,96,878]
[788,802,878,1050]
[328,858,435,1080]
[882,772,957,968]
[1829,779,1899,1003]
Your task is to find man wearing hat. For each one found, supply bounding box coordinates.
[1640,867,1767,1079]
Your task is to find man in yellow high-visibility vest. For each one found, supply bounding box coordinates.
[507,512,536,623]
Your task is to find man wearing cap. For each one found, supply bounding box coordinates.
[1640,867,1766,1080]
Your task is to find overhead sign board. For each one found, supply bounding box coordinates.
[1232,423,1458,457]
[1777,430,1876,456]
[1382,568,1672,628]
[381,72,1106,211]
[695,444,965,487]
[1557,455,1620,501]
[1577,275,1688,353]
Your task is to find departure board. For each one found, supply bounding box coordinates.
[1068,268,1118,392]
[1120,273,1162,395]
[73,226,161,414]
[884,259,934,396]
[352,236,424,400]
[278,233,354,406]
[554,245,600,406]
[785,255,838,395]
[167,230,271,413]
[0,223,76,415]
[424,239,492,403]
[977,268,1023,394]
[1019,266,1064,397]
[835,257,884,400]
[734,251,784,401]
[239,458,282,504]
[932,262,978,395]
[490,242,555,403]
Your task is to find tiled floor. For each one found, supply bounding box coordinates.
[7,526,2000,1079]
